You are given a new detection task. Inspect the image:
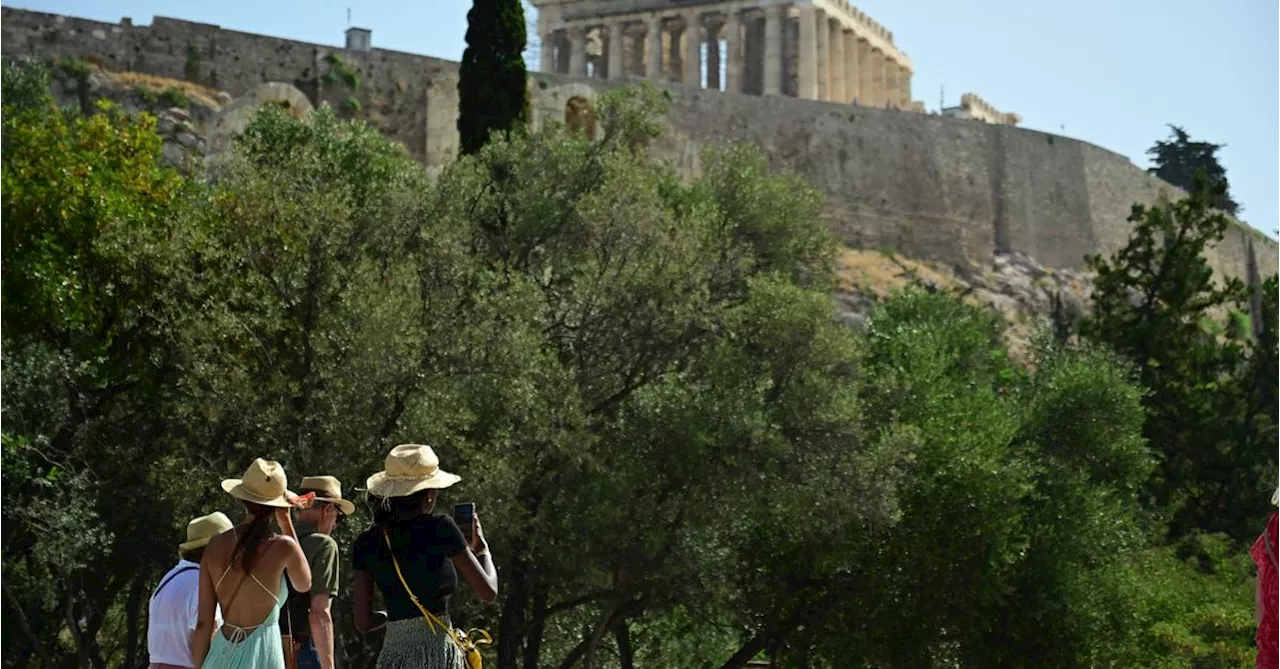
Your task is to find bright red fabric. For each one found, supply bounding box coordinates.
[1251,512,1279,669]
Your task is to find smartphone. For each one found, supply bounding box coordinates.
[453,502,476,540]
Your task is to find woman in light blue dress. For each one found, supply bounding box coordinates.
[194,458,313,668]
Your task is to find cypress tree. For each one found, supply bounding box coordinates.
[458,0,530,155]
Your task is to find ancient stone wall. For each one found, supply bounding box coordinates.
[4,7,1274,284]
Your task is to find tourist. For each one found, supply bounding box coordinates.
[283,476,356,669]
[193,458,313,669]
[352,444,498,669]
[1253,487,1278,669]
[148,512,233,669]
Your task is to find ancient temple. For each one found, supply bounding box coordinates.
[532,0,923,110]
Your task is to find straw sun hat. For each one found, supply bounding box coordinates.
[178,511,234,555]
[298,475,356,515]
[221,458,296,508]
[365,444,461,499]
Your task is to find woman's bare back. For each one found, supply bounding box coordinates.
[202,528,305,629]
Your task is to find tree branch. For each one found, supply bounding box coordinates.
[2,579,55,666]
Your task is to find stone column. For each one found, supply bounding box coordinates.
[667,24,683,81]
[898,64,912,107]
[725,10,742,93]
[540,29,556,73]
[608,21,625,80]
[844,31,858,103]
[857,40,874,106]
[797,6,818,100]
[815,11,829,101]
[870,49,886,107]
[569,25,588,77]
[829,25,845,103]
[763,5,783,96]
[705,17,722,90]
[880,59,901,108]
[646,15,663,80]
[683,12,701,86]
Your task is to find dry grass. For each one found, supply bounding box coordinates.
[838,249,966,300]
[104,70,225,109]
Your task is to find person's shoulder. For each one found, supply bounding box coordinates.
[303,531,339,551]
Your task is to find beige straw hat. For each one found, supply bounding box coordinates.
[365,444,461,498]
[298,475,356,515]
[178,511,234,555]
[221,458,296,508]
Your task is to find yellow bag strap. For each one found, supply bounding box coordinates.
[381,528,468,649]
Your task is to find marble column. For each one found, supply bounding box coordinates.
[884,60,898,108]
[868,48,885,107]
[683,12,701,86]
[569,25,587,77]
[898,64,912,107]
[829,25,845,103]
[797,6,818,100]
[856,39,872,105]
[705,17,722,90]
[608,21,625,79]
[725,11,742,93]
[540,30,555,73]
[763,5,783,95]
[844,30,858,103]
[815,11,829,101]
[646,15,663,80]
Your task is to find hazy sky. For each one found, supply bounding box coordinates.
[14,0,1279,239]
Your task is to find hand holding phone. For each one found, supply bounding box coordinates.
[454,502,476,541]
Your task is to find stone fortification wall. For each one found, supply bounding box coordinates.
[4,7,1274,284]
[0,7,449,159]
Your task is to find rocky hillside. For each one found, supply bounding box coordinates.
[837,249,1092,359]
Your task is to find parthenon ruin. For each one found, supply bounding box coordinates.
[532,0,923,110]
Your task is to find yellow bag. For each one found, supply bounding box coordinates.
[382,529,493,668]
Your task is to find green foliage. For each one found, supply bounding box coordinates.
[1081,175,1274,541]
[55,57,93,81]
[457,0,530,155]
[343,96,361,113]
[2,58,54,115]
[322,51,360,91]
[1148,125,1240,216]
[134,85,158,105]
[159,86,189,108]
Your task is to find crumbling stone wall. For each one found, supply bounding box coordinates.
[4,6,1273,285]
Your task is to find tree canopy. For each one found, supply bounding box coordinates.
[1147,125,1241,216]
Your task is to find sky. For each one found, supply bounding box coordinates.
[13,0,1279,239]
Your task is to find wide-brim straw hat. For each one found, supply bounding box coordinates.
[298,475,356,515]
[365,444,461,499]
[178,511,234,555]
[221,458,296,508]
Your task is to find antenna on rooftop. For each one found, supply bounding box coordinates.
[347,8,351,27]
[939,85,944,112]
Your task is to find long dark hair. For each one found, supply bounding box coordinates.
[370,489,431,528]
[230,501,276,572]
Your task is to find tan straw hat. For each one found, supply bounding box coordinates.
[365,444,461,498]
[298,475,356,515]
[178,511,234,555]
[221,458,296,508]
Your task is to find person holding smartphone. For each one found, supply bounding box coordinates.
[352,444,497,669]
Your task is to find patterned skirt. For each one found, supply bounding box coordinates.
[376,617,463,669]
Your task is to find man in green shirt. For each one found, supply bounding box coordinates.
[285,476,355,669]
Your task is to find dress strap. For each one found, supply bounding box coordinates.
[250,573,281,604]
